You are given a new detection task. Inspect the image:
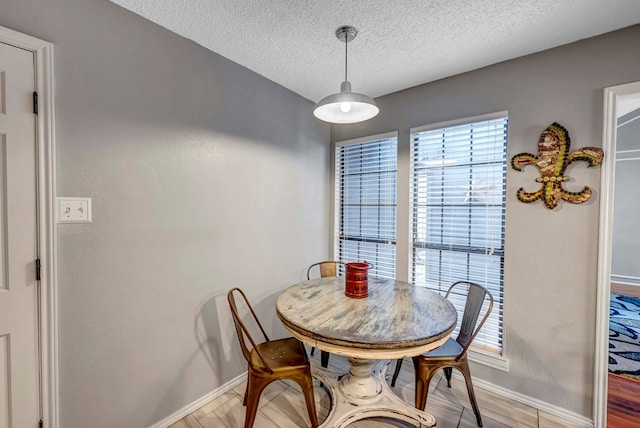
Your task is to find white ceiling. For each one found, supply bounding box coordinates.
[110,0,640,103]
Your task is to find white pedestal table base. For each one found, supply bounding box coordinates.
[313,358,436,428]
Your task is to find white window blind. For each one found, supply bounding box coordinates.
[410,115,507,353]
[335,135,397,279]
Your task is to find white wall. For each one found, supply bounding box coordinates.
[332,24,640,418]
[1,0,330,427]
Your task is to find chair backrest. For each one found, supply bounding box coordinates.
[227,288,274,372]
[306,260,345,280]
[445,281,494,358]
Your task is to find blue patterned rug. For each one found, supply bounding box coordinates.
[609,294,640,380]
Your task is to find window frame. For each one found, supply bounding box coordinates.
[333,131,399,279]
[409,111,509,369]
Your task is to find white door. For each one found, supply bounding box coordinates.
[0,41,40,428]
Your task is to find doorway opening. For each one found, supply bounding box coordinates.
[594,81,640,427]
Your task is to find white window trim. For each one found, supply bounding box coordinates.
[334,131,398,148]
[410,110,509,134]
[469,348,509,372]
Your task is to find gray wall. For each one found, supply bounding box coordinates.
[612,107,640,283]
[332,25,640,418]
[4,0,640,423]
[1,1,329,427]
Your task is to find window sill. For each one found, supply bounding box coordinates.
[468,347,509,372]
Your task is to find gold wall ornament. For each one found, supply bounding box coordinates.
[511,122,604,209]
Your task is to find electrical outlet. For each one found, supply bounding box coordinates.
[57,197,92,223]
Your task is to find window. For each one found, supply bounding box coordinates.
[335,133,397,279]
[410,114,508,353]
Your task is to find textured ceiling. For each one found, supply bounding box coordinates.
[110,0,640,103]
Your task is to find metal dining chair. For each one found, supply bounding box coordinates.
[227,288,318,428]
[306,260,345,368]
[389,281,494,427]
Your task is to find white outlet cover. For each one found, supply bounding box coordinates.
[57,197,92,223]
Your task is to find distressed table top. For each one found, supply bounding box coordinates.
[276,277,457,356]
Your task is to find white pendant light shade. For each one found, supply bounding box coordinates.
[313,81,379,124]
[314,26,379,124]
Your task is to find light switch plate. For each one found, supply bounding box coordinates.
[57,197,92,223]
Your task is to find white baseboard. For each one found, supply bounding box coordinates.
[470,375,594,427]
[148,372,247,428]
[611,281,640,297]
[150,369,593,428]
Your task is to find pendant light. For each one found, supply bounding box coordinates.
[313,26,379,124]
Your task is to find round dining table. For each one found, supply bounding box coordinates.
[276,276,458,428]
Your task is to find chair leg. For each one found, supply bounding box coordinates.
[244,374,269,428]
[243,373,252,406]
[458,360,483,427]
[413,358,438,412]
[296,373,319,428]
[320,350,330,368]
[444,367,453,388]
[390,358,403,387]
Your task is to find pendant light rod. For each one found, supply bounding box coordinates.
[336,26,357,86]
[344,31,348,82]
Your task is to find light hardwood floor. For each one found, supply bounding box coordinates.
[169,352,584,428]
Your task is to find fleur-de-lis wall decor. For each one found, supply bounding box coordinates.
[511,122,604,210]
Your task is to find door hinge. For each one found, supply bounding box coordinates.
[33,91,38,115]
[36,258,41,281]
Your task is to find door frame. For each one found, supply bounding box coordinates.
[0,25,58,428]
[594,80,640,428]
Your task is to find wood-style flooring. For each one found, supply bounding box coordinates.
[607,373,640,427]
[607,290,640,427]
[169,351,584,428]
